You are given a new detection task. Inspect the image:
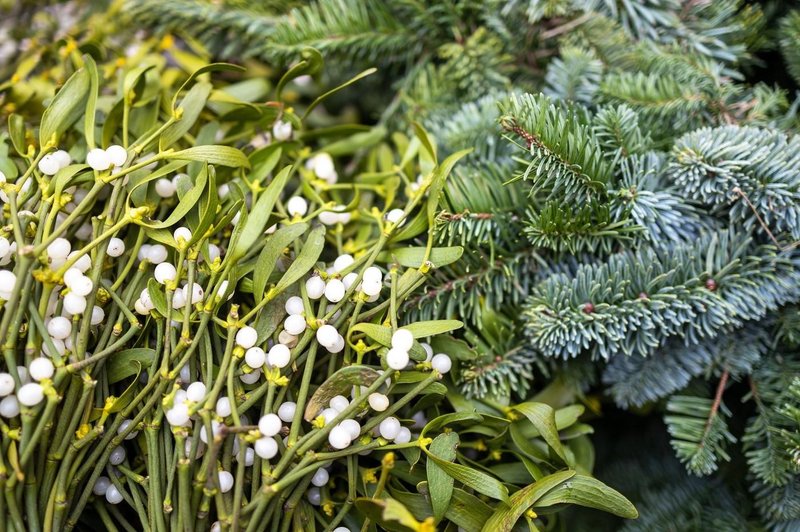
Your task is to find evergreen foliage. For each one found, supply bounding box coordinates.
[126,0,800,527]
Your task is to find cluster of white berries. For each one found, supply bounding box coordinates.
[85,145,128,172]
[387,329,452,374]
[37,149,72,176]
[0,357,54,416]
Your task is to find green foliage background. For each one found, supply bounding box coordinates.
[4,0,800,529]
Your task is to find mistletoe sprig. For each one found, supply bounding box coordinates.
[0,39,634,532]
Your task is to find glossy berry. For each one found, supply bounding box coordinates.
[431,354,452,374]
[306,276,326,299]
[386,348,410,370]
[379,417,401,440]
[235,327,258,349]
[391,329,414,351]
[258,414,282,437]
[254,437,278,459]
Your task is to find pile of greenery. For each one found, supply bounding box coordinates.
[3,0,800,529]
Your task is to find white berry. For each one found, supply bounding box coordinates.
[285,296,304,315]
[267,344,291,369]
[218,471,234,493]
[272,120,292,141]
[254,437,278,459]
[286,196,308,217]
[146,244,168,264]
[63,293,87,315]
[329,395,349,412]
[328,425,352,450]
[277,401,296,422]
[431,354,452,374]
[333,254,354,273]
[0,396,19,417]
[154,263,176,284]
[386,348,410,370]
[186,381,206,402]
[17,383,44,406]
[324,279,345,303]
[38,154,61,176]
[284,314,306,335]
[47,317,72,340]
[109,446,126,465]
[70,275,93,297]
[340,419,361,440]
[379,417,401,440]
[93,477,111,496]
[105,485,123,504]
[245,347,266,369]
[154,178,176,198]
[258,414,282,437]
[0,373,14,396]
[216,397,232,417]
[105,145,128,167]
[236,326,258,349]
[311,467,329,487]
[395,427,412,444]
[86,148,111,171]
[361,279,382,297]
[368,393,389,412]
[391,329,414,351]
[306,276,325,299]
[47,238,71,260]
[52,150,72,169]
[106,238,125,257]
[316,325,338,348]
[29,358,54,381]
[173,226,192,244]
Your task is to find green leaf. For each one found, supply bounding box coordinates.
[534,474,638,519]
[40,64,91,147]
[160,81,213,150]
[147,278,169,317]
[230,166,292,260]
[276,47,322,101]
[481,470,575,532]
[377,246,463,268]
[253,223,308,302]
[427,149,472,229]
[513,402,568,462]
[272,225,325,295]
[303,68,376,119]
[8,114,27,156]
[355,497,428,532]
[105,348,156,384]
[427,432,459,523]
[83,56,99,149]
[421,411,483,439]
[350,323,392,346]
[303,365,382,421]
[412,122,437,164]
[402,320,463,339]
[171,63,244,111]
[137,164,208,229]
[168,146,250,168]
[430,335,478,361]
[322,125,386,156]
[425,448,509,502]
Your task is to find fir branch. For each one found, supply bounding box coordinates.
[498,92,613,202]
[525,229,800,360]
[670,125,800,241]
[665,377,736,477]
[603,323,769,409]
[524,200,640,255]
